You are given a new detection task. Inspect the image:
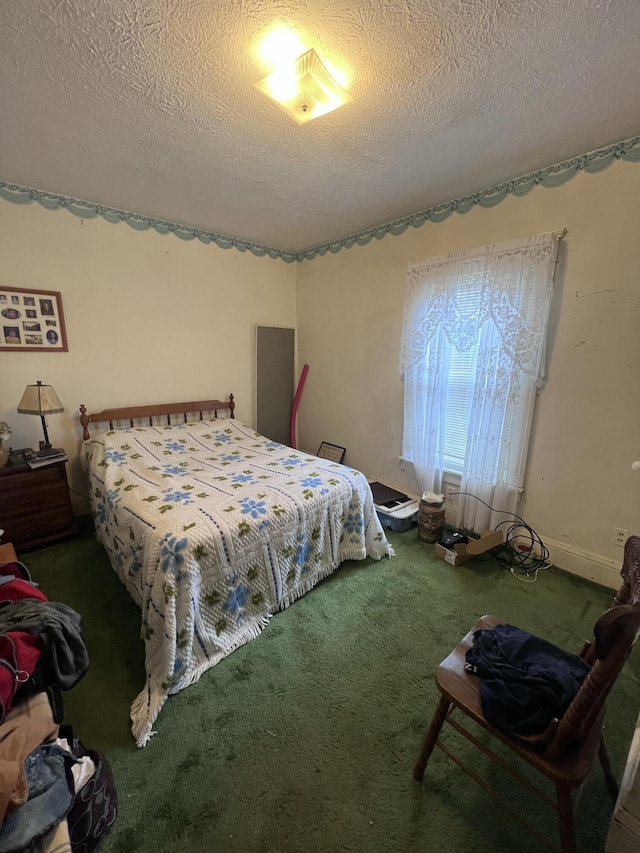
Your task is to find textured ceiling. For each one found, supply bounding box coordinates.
[1,0,640,253]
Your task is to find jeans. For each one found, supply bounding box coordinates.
[0,743,74,853]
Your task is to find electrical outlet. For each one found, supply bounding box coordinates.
[613,527,629,546]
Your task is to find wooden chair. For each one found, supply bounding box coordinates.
[613,534,640,607]
[412,536,640,853]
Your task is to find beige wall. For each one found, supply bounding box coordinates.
[295,159,640,587]
[0,202,297,511]
[2,160,639,586]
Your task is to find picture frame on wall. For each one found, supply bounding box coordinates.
[0,286,68,352]
[317,441,346,464]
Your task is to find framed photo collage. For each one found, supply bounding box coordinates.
[0,286,68,352]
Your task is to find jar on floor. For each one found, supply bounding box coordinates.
[418,492,446,543]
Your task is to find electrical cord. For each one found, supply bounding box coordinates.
[448,492,552,577]
[509,566,546,584]
[69,486,90,500]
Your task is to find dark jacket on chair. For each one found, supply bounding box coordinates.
[465,623,591,735]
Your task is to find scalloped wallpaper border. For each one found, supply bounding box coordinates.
[1,133,639,264]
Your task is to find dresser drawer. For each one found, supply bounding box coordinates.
[6,506,76,550]
[0,460,76,552]
[0,481,71,519]
[0,464,65,492]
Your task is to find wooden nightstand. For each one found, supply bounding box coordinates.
[0,461,77,553]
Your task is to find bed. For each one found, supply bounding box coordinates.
[79,396,394,746]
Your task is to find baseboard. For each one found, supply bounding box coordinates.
[543,536,622,591]
[440,484,622,590]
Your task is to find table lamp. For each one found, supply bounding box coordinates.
[17,381,64,455]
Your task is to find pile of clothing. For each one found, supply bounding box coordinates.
[465,621,591,736]
[0,560,117,852]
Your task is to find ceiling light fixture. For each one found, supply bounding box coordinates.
[254,48,352,125]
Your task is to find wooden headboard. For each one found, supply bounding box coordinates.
[79,394,235,441]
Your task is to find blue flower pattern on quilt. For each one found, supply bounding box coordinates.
[222,574,250,625]
[232,473,255,484]
[95,502,107,525]
[295,534,313,571]
[105,449,127,464]
[343,509,363,536]
[106,487,121,510]
[163,465,186,475]
[128,545,143,576]
[163,489,195,506]
[240,498,267,518]
[160,535,189,575]
[300,476,322,488]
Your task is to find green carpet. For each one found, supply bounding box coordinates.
[22,524,639,853]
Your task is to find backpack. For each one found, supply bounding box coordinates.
[0,632,43,723]
[59,727,118,853]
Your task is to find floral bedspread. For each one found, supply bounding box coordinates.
[81,418,394,746]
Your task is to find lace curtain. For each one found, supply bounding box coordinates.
[400,233,559,531]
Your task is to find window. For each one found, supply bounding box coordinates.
[442,342,479,471]
[400,233,560,531]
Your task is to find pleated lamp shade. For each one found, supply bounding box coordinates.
[18,381,64,449]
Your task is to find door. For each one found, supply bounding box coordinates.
[255,325,295,446]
